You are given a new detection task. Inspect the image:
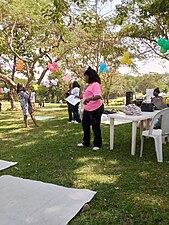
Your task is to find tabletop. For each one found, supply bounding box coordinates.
[108,110,160,122]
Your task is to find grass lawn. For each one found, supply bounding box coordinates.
[0,102,169,224]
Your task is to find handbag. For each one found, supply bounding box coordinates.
[141,102,154,112]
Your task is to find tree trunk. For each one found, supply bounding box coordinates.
[9,87,17,110]
[9,55,17,110]
[106,93,109,105]
[0,74,16,88]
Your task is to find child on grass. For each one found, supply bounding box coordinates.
[17,83,38,128]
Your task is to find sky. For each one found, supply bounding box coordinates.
[99,0,169,75]
[119,59,169,76]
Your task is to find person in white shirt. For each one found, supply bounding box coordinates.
[65,83,73,122]
[30,86,36,110]
[71,81,81,123]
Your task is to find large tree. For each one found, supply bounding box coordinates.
[111,0,169,61]
[0,0,80,108]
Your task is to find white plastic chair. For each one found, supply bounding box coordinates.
[140,108,169,162]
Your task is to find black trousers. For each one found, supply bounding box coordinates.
[67,102,73,121]
[82,104,104,147]
[72,103,81,123]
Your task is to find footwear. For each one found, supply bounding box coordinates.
[74,121,79,124]
[92,147,100,151]
[77,143,84,147]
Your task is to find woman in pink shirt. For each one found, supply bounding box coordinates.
[77,67,104,151]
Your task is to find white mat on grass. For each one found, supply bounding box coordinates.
[101,114,131,125]
[0,175,96,225]
[0,160,17,171]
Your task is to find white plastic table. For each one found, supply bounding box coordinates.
[108,111,159,155]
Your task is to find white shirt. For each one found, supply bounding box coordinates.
[30,91,36,103]
[71,87,80,97]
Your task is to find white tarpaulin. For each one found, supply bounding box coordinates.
[0,175,96,225]
[0,160,17,171]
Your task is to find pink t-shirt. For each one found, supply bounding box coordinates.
[83,82,102,111]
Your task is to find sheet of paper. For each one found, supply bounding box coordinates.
[65,95,81,106]
[146,89,154,102]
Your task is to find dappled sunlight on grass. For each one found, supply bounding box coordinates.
[1,105,169,224]
[76,156,103,163]
[74,156,121,186]
[76,156,119,168]
[44,130,60,136]
[139,171,151,178]
[132,193,168,208]
[0,124,20,129]
[74,173,121,186]
[57,117,68,121]
[0,117,19,122]
[13,140,37,149]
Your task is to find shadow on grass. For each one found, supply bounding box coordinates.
[0,110,169,225]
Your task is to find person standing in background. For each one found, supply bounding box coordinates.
[29,86,36,110]
[65,83,73,122]
[17,83,38,128]
[71,81,81,123]
[77,67,104,151]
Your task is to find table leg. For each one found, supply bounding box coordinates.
[140,120,143,138]
[110,118,115,150]
[131,121,137,155]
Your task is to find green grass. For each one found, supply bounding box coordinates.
[0,101,67,110]
[0,102,169,225]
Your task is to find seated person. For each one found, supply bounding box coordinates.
[151,88,168,110]
[151,88,167,128]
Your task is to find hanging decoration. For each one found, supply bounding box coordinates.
[157,38,169,54]
[62,74,72,83]
[47,62,58,73]
[16,60,24,71]
[50,79,58,86]
[42,81,50,88]
[3,87,10,93]
[0,88,3,94]
[99,63,109,73]
[121,52,133,65]
[42,79,59,87]
[33,84,39,91]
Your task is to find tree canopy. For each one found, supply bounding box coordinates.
[0,0,169,107]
